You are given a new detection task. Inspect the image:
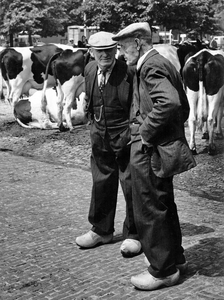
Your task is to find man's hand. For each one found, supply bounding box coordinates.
[141,136,151,147]
[141,136,153,155]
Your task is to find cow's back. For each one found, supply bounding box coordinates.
[154,44,181,72]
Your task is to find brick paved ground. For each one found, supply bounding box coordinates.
[0,148,224,300]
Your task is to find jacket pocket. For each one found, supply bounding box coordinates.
[151,138,196,178]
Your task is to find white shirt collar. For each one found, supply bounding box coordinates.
[137,48,154,70]
[97,60,116,85]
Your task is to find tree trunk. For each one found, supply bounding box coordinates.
[9,33,13,47]
[28,32,33,46]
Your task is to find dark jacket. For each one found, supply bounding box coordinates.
[132,49,196,177]
[85,59,133,122]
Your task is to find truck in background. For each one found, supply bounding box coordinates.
[67,25,99,46]
[210,35,224,49]
[151,26,173,44]
[151,26,160,44]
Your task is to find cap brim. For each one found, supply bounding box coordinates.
[112,34,133,41]
[89,44,117,50]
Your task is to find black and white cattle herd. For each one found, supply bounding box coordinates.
[0,40,223,155]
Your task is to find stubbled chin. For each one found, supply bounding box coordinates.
[126,61,135,66]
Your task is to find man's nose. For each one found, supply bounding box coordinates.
[119,48,124,55]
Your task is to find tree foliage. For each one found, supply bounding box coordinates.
[0,0,223,45]
[0,0,71,44]
[214,0,224,33]
[81,0,222,37]
[145,0,219,39]
[82,0,150,31]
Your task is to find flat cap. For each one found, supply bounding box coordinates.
[88,31,117,49]
[112,22,151,41]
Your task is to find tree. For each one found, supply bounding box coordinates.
[81,0,117,32]
[0,0,222,45]
[0,0,71,46]
[59,0,83,28]
[187,0,218,39]
[213,0,224,34]
[1,0,43,45]
[114,0,149,29]
[81,0,150,32]
[146,0,220,39]
[81,0,220,38]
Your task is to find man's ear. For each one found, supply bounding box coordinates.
[89,48,95,58]
[135,38,141,50]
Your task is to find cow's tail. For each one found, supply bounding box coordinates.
[197,55,207,130]
[41,52,61,113]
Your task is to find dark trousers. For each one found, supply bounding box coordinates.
[88,124,138,239]
[130,140,185,278]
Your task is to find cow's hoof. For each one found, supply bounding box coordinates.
[59,124,69,132]
[214,132,224,140]
[208,144,217,155]
[191,148,197,155]
[202,132,209,140]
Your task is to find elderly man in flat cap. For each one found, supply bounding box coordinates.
[75,31,141,258]
[112,23,196,290]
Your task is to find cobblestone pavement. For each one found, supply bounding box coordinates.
[0,101,224,299]
[0,149,224,300]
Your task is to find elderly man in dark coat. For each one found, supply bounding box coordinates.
[113,22,196,290]
[75,31,141,258]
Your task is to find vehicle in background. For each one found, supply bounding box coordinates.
[210,36,224,49]
[67,25,99,47]
[159,30,173,44]
[17,33,41,46]
[151,26,160,44]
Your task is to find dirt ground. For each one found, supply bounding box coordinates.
[0,101,92,170]
[0,100,224,201]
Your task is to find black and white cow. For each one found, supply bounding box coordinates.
[14,75,87,129]
[41,49,86,131]
[175,40,208,76]
[183,49,224,155]
[0,44,82,107]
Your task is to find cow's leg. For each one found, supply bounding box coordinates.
[11,88,24,111]
[62,76,81,131]
[4,81,11,104]
[55,83,68,132]
[0,90,4,101]
[207,92,222,155]
[202,121,209,139]
[10,79,29,108]
[63,95,75,131]
[187,89,198,154]
[214,101,224,140]
[0,70,5,100]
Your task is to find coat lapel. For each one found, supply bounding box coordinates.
[88,64,98,99]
